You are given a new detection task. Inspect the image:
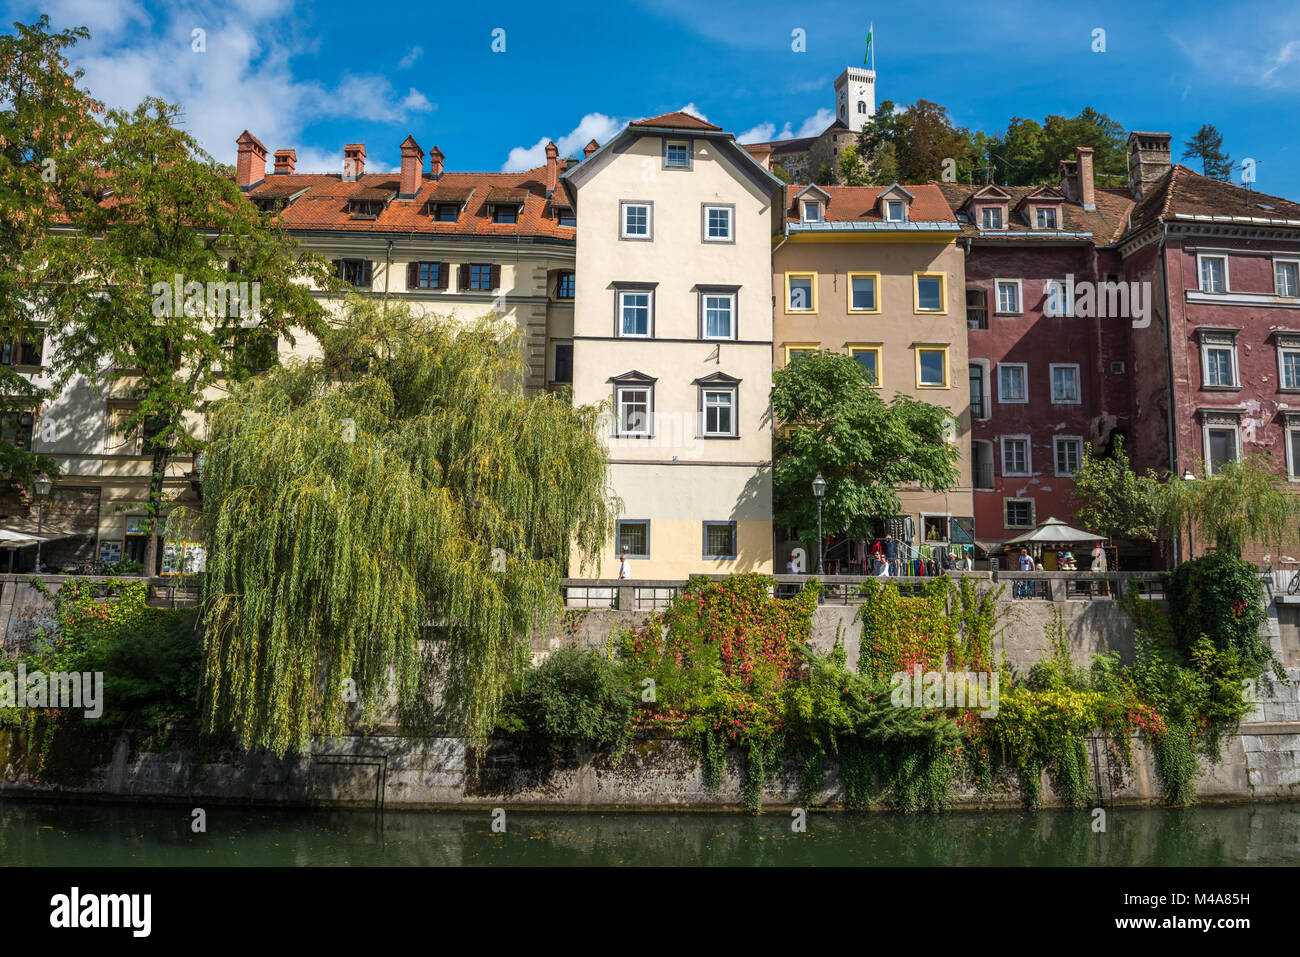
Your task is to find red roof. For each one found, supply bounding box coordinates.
[629,111,722,131]
[785,184,956,224]
[243,164,576,238]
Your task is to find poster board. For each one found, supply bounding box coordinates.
[98,540,123,564]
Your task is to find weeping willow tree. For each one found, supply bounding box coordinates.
[1158,454,1300,560]
[193,299,615,754]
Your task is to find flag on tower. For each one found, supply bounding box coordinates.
[864,24,873,67]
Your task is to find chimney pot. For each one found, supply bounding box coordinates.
[236,130,268,190]
[583,139,599,159]
[429,146,445,180]
[545,141,559,193]
[399,136,424,198]
[273,149,296,175]
[1126,132,1172,200]
[343,143,366,181]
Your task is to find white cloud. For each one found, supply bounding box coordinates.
[794,108,834,138]
[736,108,834,145]
[737,122,776,144]
[679,102,708,122]
[400,87,434,114]
[500,112,627,172]
[398,45,423,70]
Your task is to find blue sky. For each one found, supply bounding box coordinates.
[6,0,1300,197]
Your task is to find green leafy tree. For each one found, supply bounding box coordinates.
[868,141,899,185]
[1067,435,1160,542]
[1158,454,1300,560]
[771,351,959,545]
[770,164,792,184]
[887,100,975,183]
[837,143,870,186]
[813,163,835,186]
[0,16,103,487]
[42,97,337,573]
[986,108,1127,186]
[1182,124,1232,180]
[195,300,616,754]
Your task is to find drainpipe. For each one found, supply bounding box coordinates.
[1157,221,1179,565]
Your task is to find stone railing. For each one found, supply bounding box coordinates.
[561,570,1168,611]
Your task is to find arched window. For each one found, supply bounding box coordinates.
[857,100,868,114]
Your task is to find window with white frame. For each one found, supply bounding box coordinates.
[1286,415,1300,479]
[1198,254,1227,293]
[1044,279,1073,317]
[980,207,1003,229]
[1203,416,1240,474]
[1199,331,1239,388]
[995,280,1021,314]
[701,388,736,437]
[665,141,691,169]
[620,201,652,239]
[1002,436,1030,476]
[618,289,653,337]
[615,385,652,437]
[998,363,1027,403]
[1054,436,1082,476]
[1005,499,1035,529]
[703,205,733,242]
[849,273,878,311]
[885,200,905,222]
[1050,364,1080,403]
[801,200,822,223]
[1276,259,1300,297]
[1035,207,1058,229]
[1278,335,1300,390]
[701,291,735,340]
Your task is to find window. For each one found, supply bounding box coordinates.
[1054,436,1082,476]
[969,363,987,419]
[915,345,949,388]
[0,333,42,367]
[1198,254,1227,293]
[857,100,868,114]
[801,200,822,223]
[435,204,460,222]
[1005,499,1035,529]
[556,271,575,299]
[1278,337,1300,390]
[492,204,518,224]
[335,258,372,288]
[914,273,945,313]
[618,290,653,337]
[995,280,1021,314]
[665,141,691,169]
[1002,436,1030,476]
[1035,207,1058,229]
[701,389,736,436]
[1206,426,1239,474]
[0,410,34,450]
[702,521,737,559]
[557,208,576,227]
[703,205,733,242]
[620,201,652,239]
[141,415,168,456]
[980,207,1003,229]
[922,514,948,543]
[616,386,652,437]
[784,343,818,365]
[966,288,988,330]
[786,273,816,313]
[616,520,650,558]
[1050,364,1080,404]
[998,363,1027,403]
[972,440,995,490]
[408,261,447,290]
[701,291,736,340]
[1111,361,1126,374]
[1199,333,1239,388]
[1276,259,1300,297]
[850,346,882,386]
[552,342,573,384]
[1286,417,1300,479]
[885,200,905,222]
[848,273,879,313]
[464,263,498,291]
[1044,279,1073,317]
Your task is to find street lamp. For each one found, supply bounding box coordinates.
[33,473,52,574]
[1182,469,1196,562]
[811,472,826,576]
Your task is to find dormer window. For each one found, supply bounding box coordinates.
[665,141,691,169]
[980,207,1003,229]
[435,203,460,222]
[492,204,519,224]
[885,200,905,222]
[348,199,383,219]
[802,200,822,223]
[253,196,286,213]
[1036,207,1058,229]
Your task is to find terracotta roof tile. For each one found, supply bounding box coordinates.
[934,182,1134,243]
[629,111,722,131]
[1126,164,1300,235]
[784,184,955,224]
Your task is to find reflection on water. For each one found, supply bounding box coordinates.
[0,799,1297,866]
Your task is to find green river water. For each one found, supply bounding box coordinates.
[0,799,1297,865]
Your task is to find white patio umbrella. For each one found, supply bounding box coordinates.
[1003,517,1105,546]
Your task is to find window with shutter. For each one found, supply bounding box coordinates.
[490,264,501,290]
[458,264,470,290]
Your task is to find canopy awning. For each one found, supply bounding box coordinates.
[0,528,78,549]
[1003,517,1106,546]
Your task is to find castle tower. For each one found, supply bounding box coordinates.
[835,66,876,132]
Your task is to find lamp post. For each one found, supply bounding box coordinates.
[1182,468,1196,562]
[33,473,51,574]
[811,472,826,576]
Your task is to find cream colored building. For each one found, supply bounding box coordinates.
[561,112,786,578]
[773,184,974,566]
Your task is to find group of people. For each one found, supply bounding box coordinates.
[1015,542,1107,572]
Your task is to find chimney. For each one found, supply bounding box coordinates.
[429,145,444,180]
[236,130,267,190]
[273,149,296,174]
[583,139,599,159]
[1075,147,1096,210]
[545,141,559,194]
[343,143,366,181]
[1127,132,1172,200]
[399,135,424,198]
